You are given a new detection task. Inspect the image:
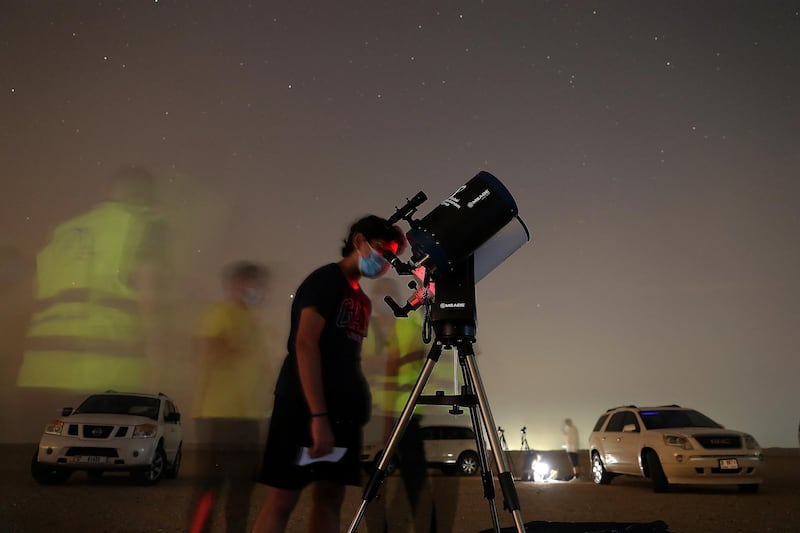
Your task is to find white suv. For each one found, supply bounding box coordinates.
[32,391,183,485]
[589,405,763,493]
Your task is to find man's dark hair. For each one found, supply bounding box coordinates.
[224,261,268,284]
[341,215,406,257]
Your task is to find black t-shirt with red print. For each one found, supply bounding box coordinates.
[274,263,372,424]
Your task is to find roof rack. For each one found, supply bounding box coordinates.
[606,405,637,412]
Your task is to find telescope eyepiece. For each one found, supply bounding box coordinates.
[387,191,427,225]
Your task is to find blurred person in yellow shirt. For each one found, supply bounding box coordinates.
[189,261,269,533]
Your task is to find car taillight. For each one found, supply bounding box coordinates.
[132,424,158,438]
[44,420,65,435]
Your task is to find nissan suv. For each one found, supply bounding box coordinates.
[589,405,763,493]
[362,424,481,476]
[31,391,183,485]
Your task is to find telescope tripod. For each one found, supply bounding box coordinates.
[347,337,525,533]
[498,428,509,451]
[520,428,530,451]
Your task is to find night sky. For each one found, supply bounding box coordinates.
[1,1,799,449]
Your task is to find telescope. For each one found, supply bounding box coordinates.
[382,171,530,341]
[349,171,530,533]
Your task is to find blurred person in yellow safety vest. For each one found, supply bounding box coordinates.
[188,261,270,533]
[17,166,168,395]
[364,277,455,532]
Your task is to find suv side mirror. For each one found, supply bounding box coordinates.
[165,412,181,423]
[61,407,73,417]
[622,423,638,433]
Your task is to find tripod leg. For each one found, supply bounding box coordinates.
[460,343,526,533]
[347,342,443,533]
[459,356,502,533]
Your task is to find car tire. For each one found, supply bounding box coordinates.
[737,483,759,494]
[132,445,166,485]
[456,451,480,476]
[164,443,182,479]
[645,450,669,493]
[591,452,613,485]
[31,450,71,485]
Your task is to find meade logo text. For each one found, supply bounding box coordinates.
[439,302,466,309]
[467,189,491,208]
[441,185,467,209]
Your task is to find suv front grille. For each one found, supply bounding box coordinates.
[82,425,114,439]
[65,447,119,457]
[694,434,742,449]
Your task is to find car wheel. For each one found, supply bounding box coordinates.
[132,445,166,485]
[164,443,182,479]
[456,451,480,476]
[31,449,71,485]
[591,452,613,485]
[645,450,669,493]
[737,483,759,494]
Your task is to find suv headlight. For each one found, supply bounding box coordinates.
[132,424,158,438]
[743,434,760,450]
[663,434,693,450]
[44,420,65,435]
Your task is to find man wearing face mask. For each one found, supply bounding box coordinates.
[189,261,270,533]
[252,215,405,533]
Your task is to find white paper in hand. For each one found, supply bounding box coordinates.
[296,447,347,466]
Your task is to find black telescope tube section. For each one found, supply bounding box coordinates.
[406,171,518,274]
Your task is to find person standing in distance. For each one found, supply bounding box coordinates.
[562,418,581,480]
[252,215,405,533]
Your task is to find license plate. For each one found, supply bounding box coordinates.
[719,458,739,469]
[70,456,108,464]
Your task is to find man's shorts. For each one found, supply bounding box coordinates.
[258,395,363,490]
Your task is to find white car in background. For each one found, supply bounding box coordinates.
[362,424,482,476]
[589,405,763,493]
[31,391,183,485]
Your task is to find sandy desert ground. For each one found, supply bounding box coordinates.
[2,445,798,533]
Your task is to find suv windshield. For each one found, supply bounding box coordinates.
[74,395,160,420]
[638,409,722,430]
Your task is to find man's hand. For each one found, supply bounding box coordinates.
[309,416,335,458]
